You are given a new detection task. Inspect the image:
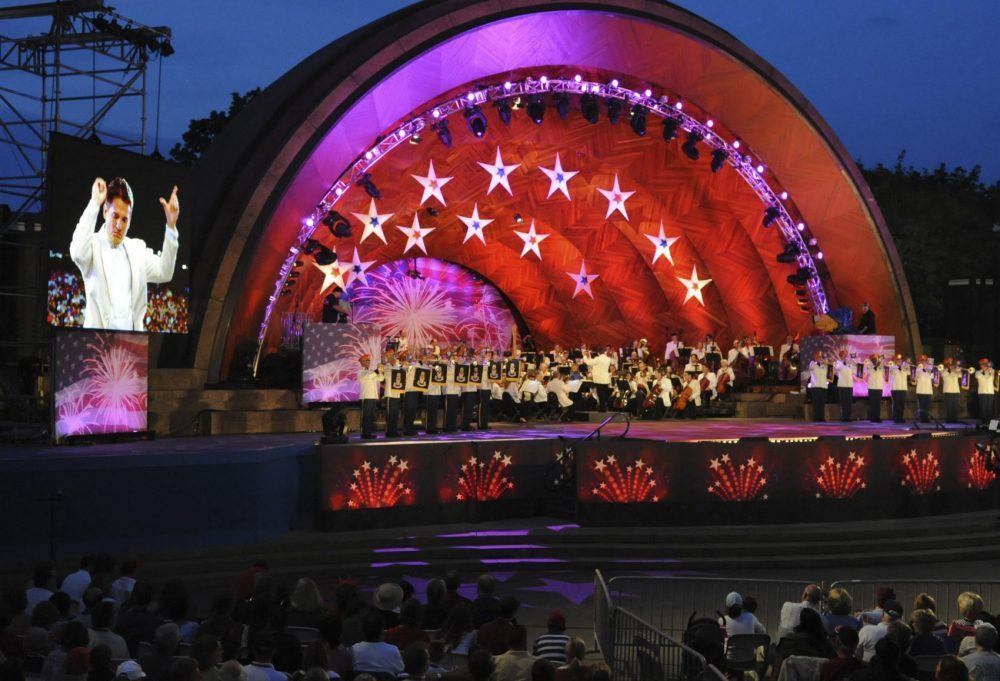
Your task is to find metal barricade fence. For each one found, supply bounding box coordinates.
[829,580,1000,625]
[594,569,614,663]
[608,576,817,640]
[612,606,712,681]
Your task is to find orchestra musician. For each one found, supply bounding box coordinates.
[382,349,403,437]
[401,354,421,436]
[443,354,461,433]
[864,354,885,423]
[478,349,494,430]
[460,352,478,432]
[833,350,856,422]
[808,351,830,422]
[779,334,800,383]
[424,353,442,435]
[664,333,682,372]
[940,358,962,423]
[888,355,910,424]
[975,359,996,424]
[357,354,381,439]
[582,346,614,412]
[673,367,702,419]
[913,356,936,423]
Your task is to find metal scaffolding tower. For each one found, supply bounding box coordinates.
[0,0,173,232]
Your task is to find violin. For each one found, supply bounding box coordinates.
[672,385,693,412]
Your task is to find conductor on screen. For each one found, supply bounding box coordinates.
[70,177,179,331]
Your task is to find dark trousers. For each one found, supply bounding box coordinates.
[402,391,419,433]
[425,394,440,433]
[810,387,827,421]
[916,394,931,422]
[360,398,377,437]
[478,389,491,428]
[444,393,459,432]
[461,391,476,430]
[867,389,882,422]
[980,394,996,424]
[891,390,906,423]
[838,387,853,422]
[385,397,401,435]
[944,393,960,422]
[596,383,611,412]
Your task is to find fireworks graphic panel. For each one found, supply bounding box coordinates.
[335,455,415,509]
[900,449,941,495]
[814,451,867,499]
[966,452,996,490]
[589,454,664,503]
[456,450,515,501]
[707,453,769,501]
[54,330,148,441]
[302,322,382,403]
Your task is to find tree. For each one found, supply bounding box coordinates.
[169,88,261,166]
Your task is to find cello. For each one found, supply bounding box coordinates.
[672,383,693,413]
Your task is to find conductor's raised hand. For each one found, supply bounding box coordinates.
[160,185,180,230]
[92,177,107,206]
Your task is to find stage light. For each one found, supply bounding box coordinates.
[503,81,512,91]
[527,95,546,124]
[629,105,647,137]
[786,266,814,286]
[780,191,789,200]
[610,79,620,88]
[816,251,824,260]
[707,119,715,128]
[681,131,703,160]
[808,237,818,247]
[313,245,338,266]
[408,132,422,145]
[710,148,728,173]
[733,138,742,149]
[763,205,781,227]
[305,217,314,228]
[662,117,679,141]
[797,222,805,232]
[357,173,380,199]
[776,243,800,264]
[674,99,683,110]
[433,119,452,147]
[580,93,600,124]
[494,99,512,125]
[574,74,582,83]
[322,210,352,238]
[554,92,570,120]
[606,98,622,124]
[464,104,487,137]
[293,260,303,268]
[756,164,765,174]
[426,207,440,217]
[644,88,652,98]
[513,213,524,224]
[159,40,174,57]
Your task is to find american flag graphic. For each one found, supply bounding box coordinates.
[54,331,148,440]
[302,322,382,403]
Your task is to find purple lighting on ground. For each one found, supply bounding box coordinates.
[372,547,420,553]
[452,544,547,550]
[481,558,566,564]
[547,524,581,532]
[371,561,429,568]
[438,529,531,538]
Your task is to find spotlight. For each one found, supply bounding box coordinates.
[662,118,680,141]
[158,40,174,57]
[464,104,487,137]
[606,98,622,124]
[322,210,352,238]
[301,238,321,255]
[513,213,524,224]
[527,95,546,124]
[776,243,801,264]
[494,99,512,126]
[554,92,570,120]
[763,205,781,227]
[681,131,703,160]
[357,173,380,199]
[408,132,422,145]
[786,266,814,286]
[710,148,729,173]
[580,93,600,124]
[433,119,452,147]
[321,406,349,444]
[629,105,647,137]
[313,245,338,266]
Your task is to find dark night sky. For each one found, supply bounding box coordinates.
[2,0,999,184]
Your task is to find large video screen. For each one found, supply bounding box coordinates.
[46,133,190,333]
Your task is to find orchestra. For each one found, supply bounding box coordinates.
[351,332,996,439]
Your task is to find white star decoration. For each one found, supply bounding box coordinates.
[513,219,550,260]
[351,199,394,244]
[477,146,521,196]
[314,259,347,294]
[397,213,434,255]
[539,153,579,200]
[411,160,453,206]
[677,264,713,306]
[458,204,494,245]
[597,174,635,220]
[347,247,375,286]
[645,221,680,266]
[566,261,599,299]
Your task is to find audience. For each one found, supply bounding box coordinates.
[935,656,972,681]
[348,611,403,677]
[399,642,430,681]
[555,638,590,681]
[439,604,476,660]
[824,588,861,635]
[820,626,863,681]
[493,626,537,681]
[949,593,987,653]
[242,632,284,681]
[858,599,904,662]
[776,607,836,660]
[192,637,222,681]
[138,624,180,681]
[470,576,499,629]
[87,603,129,661]
[371,584,404,632]
[421,580,449,631]
[778,584,823,639]
[115,582,161,658]
[477,597,520,656]
[441,573,470,612]
[26,565,56,617]
[285,580,324,630]
[961,623,1000,681]
[385,599,430,652]
[910,609,948,656]
[110,562,138,608]
[720,592,766,637]
[913,593,949,639]
[532,612,570,665]
[42,621,89,681]
[59,559,92,612]
[86,645,114,681]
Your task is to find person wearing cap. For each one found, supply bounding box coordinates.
[116,660,147,681]
[888,356,910,424]
[864,355,886,423]
[778,584,824,639]
[974,359,995,425]
[857,599,904,662]
[834,352,857,422]
[961,623,1000,681]
[809,351,830,421]
[941,359,963,422]
[373,583,404,630]
[719,592,766,638]
[357,354,380,439]
[322,286,351,324]
[401,355,421,436]
[532,612,570,664]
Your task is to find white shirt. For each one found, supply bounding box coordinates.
[60,569,91,605]
[941,368,961,394]
[722,612,767,637]
[915,367,935,395]
[865,361,885,390]
[890,366,909,391]
[24,587,53,615]
[778,601,821,639]
[110,576,135,606]
[584,354,613,385]
[358,367,380,400]
[547,378,573,408]
[835,360,855,388]
[350,642,404,676]
[534,384,549,403]
[976,369,996,395]
[99,237,134,329]
[857,621,889,662]
[665,340,680,360]
[809,361,829,390]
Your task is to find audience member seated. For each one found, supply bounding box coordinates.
[777,608,836,660]
[286,580,324,630]
[59,559,92,613]
[4,589,31,638]
[441,573,471,612]
[195,596,243,663]
[349,610,404,677]
[158,581,198,646]
[949,594,986,654]
[720,592,766,637]
[86,603,128,661]
[386,599,430,652]
[439,604,476,662]
[910,610,947,657]
[961,624,1000,681]
[493,625,538,681]
[421,580,449,632]
[860,588,898,628]
[193,636,223,681]
[426,639,450,678]
[26,565,56,617]
[441,648,493,681]
[22,626,52,674]
[114,581,161,659]
[74,589,103,631]
[530,659,555,681]
[824,588,861,635]
[115,661,148,681]
[87,645,114,681]
[470,576,499,630]
[820,627,864,681]
[299,639,341,680]
[477,597,520,657]
[64,646,91,681]
[316,617,350,679]
[232,562,269,604]
[554,638,590,681]
[371,584,404,632]
[779,585,824,639]
[110,562,138,608]
[912,594,949,640]
[42,621,90,681]
[859,600,905,662]
[218,660,247,681]
[332,584,365,648]
[167,657,200,681]
[935,656,971,681]
[138,624,181,681]
[274,632,305,678]
[875,622,918,679]
[399,642,430,681]
[243,631,286,681]
[532,612,570,665]
[849,638,912,681]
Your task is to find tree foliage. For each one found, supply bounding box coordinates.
[169,88,261,166]
[859,152,999,339]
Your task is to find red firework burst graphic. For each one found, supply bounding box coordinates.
[590,454,664,503]
[815,452,867,499]
[708,454,768,501]
[346,455,413,508]
[900,449,940,495]
[457,450,514,501]
[967,453,997,490]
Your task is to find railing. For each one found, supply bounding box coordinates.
[612,606,715,681]
[584,411,631,441]
[594,569,614,663]
[829,580,1000,625]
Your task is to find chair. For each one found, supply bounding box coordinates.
[777,655,826,681]
[136,641,154,658]
[725,634,771,681]
[286,626,321,644]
